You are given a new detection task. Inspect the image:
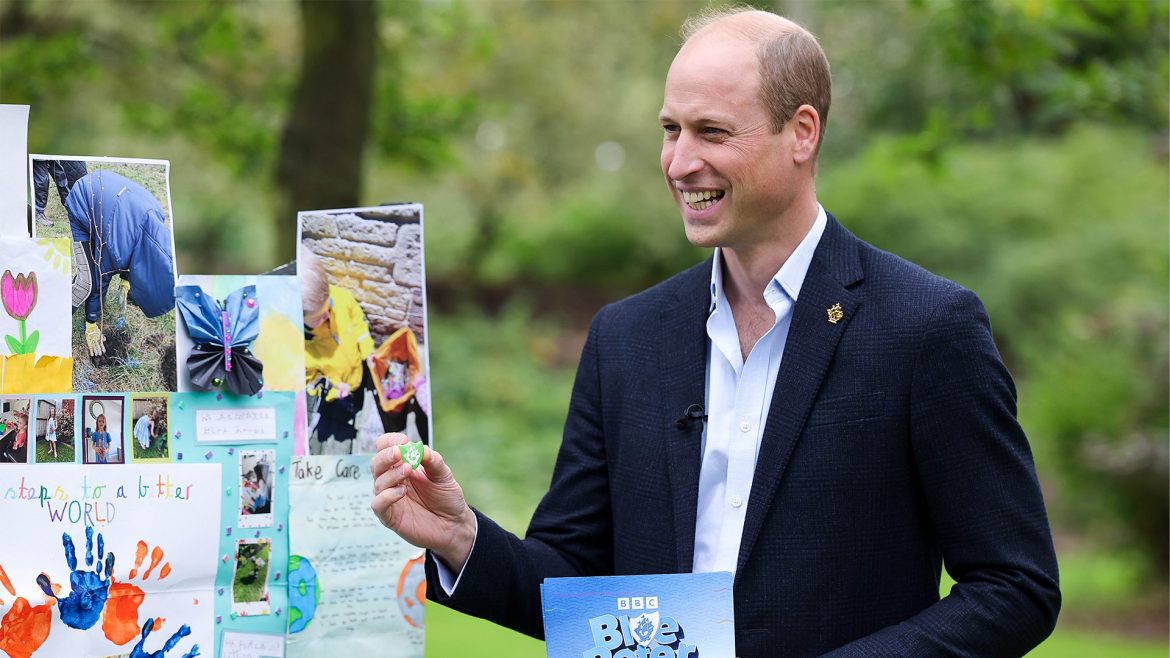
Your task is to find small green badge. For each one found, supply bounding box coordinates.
[399,441,425,470]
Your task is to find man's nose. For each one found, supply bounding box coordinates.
[665,132,704,181]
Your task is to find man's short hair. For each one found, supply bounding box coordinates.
[681,7,832,151]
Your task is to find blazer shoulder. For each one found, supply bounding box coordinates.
[851,232,979,315]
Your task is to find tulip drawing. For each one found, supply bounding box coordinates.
[2,270,39,355]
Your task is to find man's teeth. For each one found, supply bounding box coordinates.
[682,190,724,209]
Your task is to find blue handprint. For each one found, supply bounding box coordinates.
[130,618,200,658]
[35,526,115,630]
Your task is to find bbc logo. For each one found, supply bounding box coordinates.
[616,596,659,610]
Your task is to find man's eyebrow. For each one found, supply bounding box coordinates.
[658,111,730,126]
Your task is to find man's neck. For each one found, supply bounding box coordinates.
[721,195,819,303]
[719,195,820,360]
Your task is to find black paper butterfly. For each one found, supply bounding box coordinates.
[175,284,264,395]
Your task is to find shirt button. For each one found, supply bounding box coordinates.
[730,495,743,508]
[739,421,750,433]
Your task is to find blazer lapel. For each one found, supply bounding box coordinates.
[660,259,712,573]
[736,215,864,577]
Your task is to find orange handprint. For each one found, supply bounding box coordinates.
[103,541,172,646]
[0,563,55,658]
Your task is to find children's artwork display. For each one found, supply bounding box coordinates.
[5,112,435,656]
[0,463,220,658]
[28,156,179,394]
[168,391,293,657]
[541,572,736,658]
[0,237,73,393]
[286,454,425,657]
[297,204,431,456]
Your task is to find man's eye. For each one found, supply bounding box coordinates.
[701,127,726,137]
[662,124,680,136]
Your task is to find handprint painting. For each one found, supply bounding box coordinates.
[0,464,219,656]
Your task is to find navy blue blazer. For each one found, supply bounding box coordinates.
[427,215,1060,656]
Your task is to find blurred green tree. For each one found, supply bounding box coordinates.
[823,125,1169,575]
[275,0,377,260]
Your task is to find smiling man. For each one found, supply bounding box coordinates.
[372,8,1060,656]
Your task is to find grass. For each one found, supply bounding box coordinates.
[1029,628,1168,658]
[70,271,177,393]
[131,436,169,461]
[233,543,272,604]
[34,436,75,463]
[426,605,544,658]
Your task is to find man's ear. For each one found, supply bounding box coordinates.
[789,104,820,165]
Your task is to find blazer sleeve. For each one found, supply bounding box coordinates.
[425,306,615,639]
[823,288,1060,657]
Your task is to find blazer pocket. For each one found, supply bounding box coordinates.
[805,391,885,428]
[735,628,770,657]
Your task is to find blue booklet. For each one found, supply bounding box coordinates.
[541,572,735,658]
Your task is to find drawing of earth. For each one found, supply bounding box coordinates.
[396,552,427,629]
[287,554,319,634]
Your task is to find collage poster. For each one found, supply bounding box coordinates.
[2,108,430,657]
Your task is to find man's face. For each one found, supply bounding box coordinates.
[659,31,795,250]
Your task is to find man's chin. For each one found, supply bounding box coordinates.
[682,221,721,249]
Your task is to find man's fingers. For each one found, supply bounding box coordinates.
[374,432,410,452]
[369,443,403,478]
[419,446,454,483]
[372,463,408,495]
[371,487,407,527]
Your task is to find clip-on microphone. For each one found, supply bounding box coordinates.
[675,403,708,430]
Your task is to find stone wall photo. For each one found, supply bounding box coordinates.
[298,203,431,455]
[299,204,427,348]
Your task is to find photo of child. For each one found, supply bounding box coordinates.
[238,449,275,528]
[35,397,76,463]
[130,396,169,462]
[0,398,32,464]
[81,395,124,464]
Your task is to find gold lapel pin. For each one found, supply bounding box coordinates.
[827,303,843,324]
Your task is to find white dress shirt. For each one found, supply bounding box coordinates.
[692,205,827,574]
[438,204,828,591]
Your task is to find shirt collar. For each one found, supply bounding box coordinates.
[708,203,828,313]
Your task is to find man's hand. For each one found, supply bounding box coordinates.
[371,433,476,573]
[84,322,105,358]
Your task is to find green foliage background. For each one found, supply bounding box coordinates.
[2,0,1166,654]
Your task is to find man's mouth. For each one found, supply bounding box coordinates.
[682,189,725,210]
